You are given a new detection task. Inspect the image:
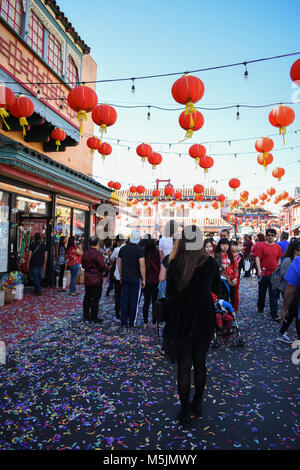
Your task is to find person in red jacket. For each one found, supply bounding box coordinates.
[215,238,238,306]
[81,236,106,324]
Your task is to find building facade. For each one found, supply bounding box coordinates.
[0,0,112,283]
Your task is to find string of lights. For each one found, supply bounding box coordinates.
[3,51,300,86]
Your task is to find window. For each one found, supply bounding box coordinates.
[0,0,23,35]
[66,56,78,86]
[27,11,44,57]
[48,32,63,76]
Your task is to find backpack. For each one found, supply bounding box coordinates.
[271,265,281,290]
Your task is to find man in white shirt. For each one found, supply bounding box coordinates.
[110,234,125,319]
[159,220,178,260]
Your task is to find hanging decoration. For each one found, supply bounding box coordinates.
[51,128,66,151]
[269,104,295,144]
[98,142,112,160]
[254,136,274,156]
[211,201,219,210]
[174,191,183,201]
[164,185,174,200]
[195,193,204,202]
[266,187,276,197]
[107,181,115,189]
[152,189,160,200]
[240,190,249,203]
[228,178,241,192]
[92,104,117,142]
[10,95,34,137]
[129,185,137,196]
[199,155,214,174]
[259,193,268,202]
[189,202,195,209]
[257,152,273,172]
[179,110,204,141]
[290,58,300,83]
[217,194,226,207]
[0,85,16,130]
[113,182,121,192]
[87,136,101,156]
[193,184,204,195]
[272,167,285,181]
[172,74,205,111]
[136,143,152,163]
[67,85,98,135]
[189,144,206,168]
[148,152,162,170]
[136,185,146,198]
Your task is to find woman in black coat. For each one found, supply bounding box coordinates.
[164,225,221,426]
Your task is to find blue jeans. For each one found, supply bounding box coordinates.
[257,275,278,317]
[120,278,141,327]
[31,266,42,295]
[69,264,79,293]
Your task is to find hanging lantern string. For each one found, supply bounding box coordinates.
[3,51,300,86]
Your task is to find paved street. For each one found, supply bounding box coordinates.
[0,277,299,450]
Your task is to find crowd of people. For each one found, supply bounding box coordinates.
[25,222,300,426]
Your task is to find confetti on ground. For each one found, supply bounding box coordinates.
[0,277,299,450]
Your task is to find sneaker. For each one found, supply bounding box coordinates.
[276,332,292,344]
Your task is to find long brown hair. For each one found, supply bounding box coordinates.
[171,225,208,291]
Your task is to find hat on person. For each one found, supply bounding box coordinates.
[130,230,141,244]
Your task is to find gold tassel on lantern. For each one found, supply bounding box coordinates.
[0,108,10,130]
[99,124,107,143]
[55,140,61,152]
[19,117,28,136]
[77,110,87,136]
[279,126,286,145]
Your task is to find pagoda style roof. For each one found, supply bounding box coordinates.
[119,187,217,200]
[128,216,232,232]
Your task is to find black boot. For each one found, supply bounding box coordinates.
[176,409,192,426]
[190,398,202,418]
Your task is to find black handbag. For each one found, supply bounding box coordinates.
[153,297,168,323]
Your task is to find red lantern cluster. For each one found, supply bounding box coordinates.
[164,185,174,200]
[172,74,205,141]
[269,105,295,144]
[148,152,162,170]
[136,143,152,163]
[98,142,112,160]
[189,144,206,168]
[10,95,34,137]
[87,136,101,155]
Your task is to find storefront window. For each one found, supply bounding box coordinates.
[55,205,71,238]
[0,191,9,273]
[73,209,85,237]
[16,196,48,215]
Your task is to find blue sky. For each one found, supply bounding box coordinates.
[61,0,300,206]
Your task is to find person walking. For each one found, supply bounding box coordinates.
[277,240,300,343]
[67,236,83,296]
[143,238,161,328]
[255,228,283,321]
[276,231,290,262]
[110,234,126,319]
[27,232,47,296]
[57,236,68,292]
[163,225,221,426]
[81,236,106,323]
[118,230,146,328]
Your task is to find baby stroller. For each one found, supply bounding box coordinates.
[211,277,244,348]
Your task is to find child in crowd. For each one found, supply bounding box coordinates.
[212,293,234,335]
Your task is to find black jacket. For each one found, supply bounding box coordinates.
[164,256,221,363]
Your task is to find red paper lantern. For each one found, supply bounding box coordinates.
[51,128,66,151]
[179,110,204,140]
[272,167,285,181]
[199,155,214,174]
[67,85,98,135]
[92,104,117,141]
[174,191,182,201]
[269,105,295,144]
[98,142,112,160]
[257,152,273,170]
[164,185,174,199]
[10,95,34,136]
[195,193,204,202]
[108,181,115,188]
[130,185,137,196]
[217,194,226,207]
[152,189,160,199]
[172,74,205,106]
[193,184,204,194]
[189,144,206,166]
[136,143,152,163]
[211,201,219,210]
[87,136,101,155]
[266,187,276,197]
[0,85,16,130]
[255,137,274,154]
[228,178,241,191]
[136,185,146,196]
[240,190,249,201]
[259,193,268,201]
[113,181,121,191]
[290,58,300,83]
[189,202,195,209]
[148,152,162,170]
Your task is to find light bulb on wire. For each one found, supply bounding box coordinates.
[147,106,151,120]
[244,62,248,80]
[131,78,136,94]
[236,105,240,120]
